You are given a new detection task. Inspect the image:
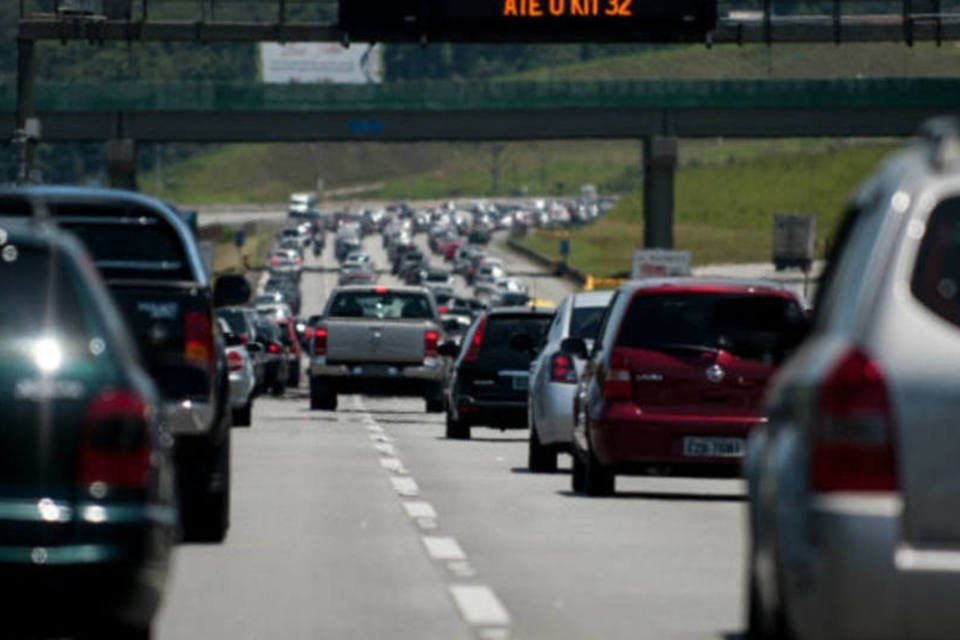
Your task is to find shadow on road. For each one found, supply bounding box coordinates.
[555,490,746,502]
[720,631,746,640]
[510,466,569,475]
[434,436,529,443]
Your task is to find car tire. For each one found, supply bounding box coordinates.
[571,450,587,493]
[425,398,444,413]
[83,623,151,640]
[445,412,470,440]
[270,379,285,397]
[309,377,337,411]
[231,401,252,428]
[182,430,231,544]
[287,364,300,389]
[747,548,795,640]
[583,440,615,496]
[528,424,557,473]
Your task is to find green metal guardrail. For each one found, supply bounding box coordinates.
[3,78,960,112]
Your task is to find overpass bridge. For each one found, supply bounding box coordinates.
[3,77,958,142]
[5,76,957,248]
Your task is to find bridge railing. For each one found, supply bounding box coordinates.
[2,78,960,112]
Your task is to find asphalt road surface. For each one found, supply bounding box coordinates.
[156,229,746,640]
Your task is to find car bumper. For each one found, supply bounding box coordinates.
[591,402,761,468]
[163,398,215,436]
[310,360,444,383]
[456,397,528,429]
[781,494,960,640]
[533,383,576,445]
[228,373,254,409]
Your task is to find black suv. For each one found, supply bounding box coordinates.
[442,308,553,439]
[0,187,249,543]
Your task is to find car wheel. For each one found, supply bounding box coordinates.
[309,377,337,411]
[571,449,587,493]
[287,365,301,388]
[584,440,615,496]
[270,379,285,396]
[82,623,151,640]
[231,401,252,428]
[445,412,470,440]
[528,423,557,473]
[182,430,231,543]
[747,548,795,640]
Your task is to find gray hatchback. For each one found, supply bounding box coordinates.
[746,119,960,640]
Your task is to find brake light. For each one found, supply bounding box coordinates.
[270,257,280,266]
[268,343,281,355]
[184,311,214,372]
[227,350,244,373]
[464,315,487,363]
[550,353,578,384]
[603,347,632,400]
[438,306,449,314]
[424,330,439,359]
[468,267,476,275]
[811,347,898,492]
[78,390,151,490]
[375,286,389,295]
[313,327,328,356]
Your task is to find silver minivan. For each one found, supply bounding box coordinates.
[746,119,960,640]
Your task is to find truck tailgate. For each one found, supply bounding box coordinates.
[325,319,430,364]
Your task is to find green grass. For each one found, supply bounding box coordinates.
[506,42,960,81]
[518,141,899,273]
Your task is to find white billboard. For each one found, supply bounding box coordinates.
[631,249,692,279]
[260,43,382,84]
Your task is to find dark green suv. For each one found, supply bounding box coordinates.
[0,219,177,638]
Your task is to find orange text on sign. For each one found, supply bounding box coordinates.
[502,0,633,17]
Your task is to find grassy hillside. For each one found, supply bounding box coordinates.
[507,42,960,81]
[518,142,899,272]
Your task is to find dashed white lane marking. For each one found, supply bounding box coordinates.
[449,585,512,627]
[390,476,419,496]
[448,560,477,578]
[422,536,467,561]
[380,457,408,474]
[369,432,392,443]
[403,501,438,520]
[374,442,397,456]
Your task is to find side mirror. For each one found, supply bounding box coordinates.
[561,337,589,360]
[214,274,251,307]
[509,332,535,353]
[438,341,459,358]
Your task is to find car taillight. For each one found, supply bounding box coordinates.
[78,390,151,490]
[550,353,578,384]
[268,343,281,354]
[227,350,244,372]
[375,286,389,295]
[313,327,328,356]
[603,347,633,400]
[811,347,898,492]
[468,267,476,275]
[438,306,449,314]
[464,315,487,363]
[424,330,439,359]
[270,257,280,266]
[184,311,214,372]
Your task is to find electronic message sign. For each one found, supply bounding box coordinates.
[339,0,716,42]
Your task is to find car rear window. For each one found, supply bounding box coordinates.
[328,291,434,320]
[478,315,552,368]
[570,305,608,340]
[617,292,807,364]
[912,197,960,329]
[218,309,250,336]
[0,245,95,349]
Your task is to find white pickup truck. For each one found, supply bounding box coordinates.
[308,285,447,412]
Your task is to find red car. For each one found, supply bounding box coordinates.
[443,240,464,262]
[567,278,808,495]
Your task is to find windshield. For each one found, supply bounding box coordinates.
[617,292,808,363]
[328,291,434,319]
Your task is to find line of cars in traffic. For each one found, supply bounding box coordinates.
[307,124,960,640]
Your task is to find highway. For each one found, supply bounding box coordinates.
[156,227,746,640]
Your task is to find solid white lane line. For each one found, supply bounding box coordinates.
[449,585,512,627]
[390,476,419,496]
[402,501,438,520]
[422,536,466,561]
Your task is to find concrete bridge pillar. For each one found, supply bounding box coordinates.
[107,138,138,191]
[643,135,677,249]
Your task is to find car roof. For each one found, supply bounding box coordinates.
[0,185,207,284]
[618,277,799,298]
[485,306,554,318]
[571,290,615,307]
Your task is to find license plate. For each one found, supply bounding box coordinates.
[511,375,529,391]
[682,437,745,458]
